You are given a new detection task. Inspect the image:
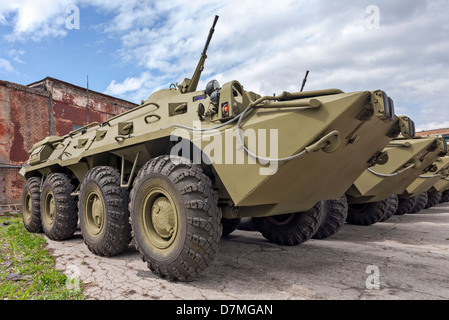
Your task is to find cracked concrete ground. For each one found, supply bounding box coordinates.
[45,203,449,300]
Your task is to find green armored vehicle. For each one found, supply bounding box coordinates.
[435,175,449,203]
[425,177,448,208]
[20,16,408,281]
[400,155,449,213]
[345,136,447,225]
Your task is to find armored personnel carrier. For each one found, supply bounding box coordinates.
[20,16,409,281]
[431,172,449,203]
[401,155,449,213]
[344,136,447,225]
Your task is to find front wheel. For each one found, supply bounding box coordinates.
[395,197,416,215]
[425,192,442,209]
[346,199,388,226]
[129,156,222,281]
[409,192,428,214]
[440,190,449,203]
[252,201,324,246]
[313,195,348,239]
[379,194,399,222]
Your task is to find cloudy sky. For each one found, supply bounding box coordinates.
[0,0,448,131]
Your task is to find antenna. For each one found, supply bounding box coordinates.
[86,75,89,124]
[300,70,309,92]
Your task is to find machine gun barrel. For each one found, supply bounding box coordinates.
[202,15,219,55]
[186,15,219,93]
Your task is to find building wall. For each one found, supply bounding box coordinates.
[0,81,51,205]
[416,128,449,143]
[0,77,138,206]
[29,77,137,137]
[415,128,449,137]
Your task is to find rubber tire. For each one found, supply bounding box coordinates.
[313,195,348,239]
[40,173,78,240]
[409,192,428,214]
[129,156,222,281]
[21,177,43,233]
[395,197,416,215]
[221,217,241,237]
[425,192,442,209]
[379,194,399,222]
[346,199,388,226]
[79,166,132,257]
[252,201,324,246]
[440,190,449,203]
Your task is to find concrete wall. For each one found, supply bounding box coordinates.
[0,78,138,206]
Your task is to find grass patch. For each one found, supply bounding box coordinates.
[0,214,84,300]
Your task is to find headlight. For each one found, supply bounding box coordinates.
[205,80,220,97]
[210,89,221,106]
[387,97,395,120]
[398,116,416,138]
[372,90,395,120]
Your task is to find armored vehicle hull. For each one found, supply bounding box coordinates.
[344,137,446,224]
[430,176,449,194]
[399,155,449,198]
[347,137,447,204]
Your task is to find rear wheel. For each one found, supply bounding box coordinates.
[79,166,132,256]
[40,173,78,240]
[313,195,348,239]
[129,156,222,281]
[379,194,399,222]
[252,201,324,246]
[395,197,416,215]
[21,177,42,233]
[410,192,428,214]
[425,192,442,209]
[346,199,388,226]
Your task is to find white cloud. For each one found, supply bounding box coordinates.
[0,0,73,42]
[104,72,151,96]
[1,0,449,130]
[8,49,25,63]
[0,58,14,73]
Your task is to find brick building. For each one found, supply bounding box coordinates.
[415,128,449,142]
[0,77,138,209]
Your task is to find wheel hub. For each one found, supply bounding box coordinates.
[143,189,178,249]
[151,197,176,239]
[85,192,104,235]
[44,193,55,225]
[92,196,103,228]
[49,198,55,220]
[23,193,32,222]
